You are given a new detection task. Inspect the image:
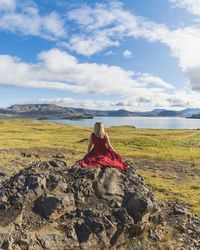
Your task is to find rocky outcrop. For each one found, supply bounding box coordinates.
[0,159,159,249]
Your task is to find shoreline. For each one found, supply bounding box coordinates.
[0,117,199,130]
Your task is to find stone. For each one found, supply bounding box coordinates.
[0,172,6,177]
[49,159,67,168]
[93,168,124,202]
[113,208,134,224]
[17,239,29,250]
[1,239,10,249]
[75,220,91,243]
[25,174,46,190]
[34,193,75,220]
[125,195,153,222]
[47,174,67,192]
[172,203,188,215]
[21,152,32,158]
[0,159,159,249]
[53,153,65,159]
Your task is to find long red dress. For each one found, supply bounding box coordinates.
[78,133,128,170]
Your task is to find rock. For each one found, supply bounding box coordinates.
[172,203,188,215]
[125,195,153,222]
[0,159,158,249]
[93,168,124,203]
[53,153,65,159]
[47,174,67,192]
[17,239,29,250]
[21,152,32,158]
[158,201,200,249]
[75,220,91,243]
[49,159,67,168]
[36,233,74,250]
[25,174,46,190]
[34,193,75,220]
[0,172,6,177]
[113,208,134,224]
[1,239,10,249]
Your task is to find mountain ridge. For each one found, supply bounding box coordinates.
[0,104,199,119]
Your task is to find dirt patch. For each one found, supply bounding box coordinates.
[0,147,77,157]
[128,157,200,179]
[0,147,79,182]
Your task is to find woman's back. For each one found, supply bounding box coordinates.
[91,132,107,153]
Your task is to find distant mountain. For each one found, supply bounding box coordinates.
[158,110,179,117]
[179,108,200,117]
[8,104,68,113]
[7,104,79,118]
[142,109,169,116]
[0,104,199,119]
[0,108,15,114]
[102,109,143,117]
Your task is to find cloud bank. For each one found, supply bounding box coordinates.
[1,48,199,110]
[0,0,66,39]
[0,0,200,110]
[66,2,200,92]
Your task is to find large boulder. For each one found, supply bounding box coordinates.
[0,159,158,249]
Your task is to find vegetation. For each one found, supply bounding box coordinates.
[0,119,199,214]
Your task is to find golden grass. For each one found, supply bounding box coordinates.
[0,119,199,161]
[0,119,199,214]
[138,169,200,215]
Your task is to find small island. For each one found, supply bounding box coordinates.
[186,114,200,119]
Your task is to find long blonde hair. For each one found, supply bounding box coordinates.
[94,122,105,137]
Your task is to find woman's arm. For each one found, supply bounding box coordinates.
[106,134,116,152]
[87,133,93,154]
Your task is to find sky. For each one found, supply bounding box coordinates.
[0,0,200,111]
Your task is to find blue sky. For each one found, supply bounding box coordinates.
[0,0,199,110]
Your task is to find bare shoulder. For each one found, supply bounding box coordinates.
[105,133,109,139]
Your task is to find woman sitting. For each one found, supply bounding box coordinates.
[77,122,128,170]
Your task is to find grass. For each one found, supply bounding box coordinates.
[0,119,199,161]
[0,119,200,214]
[138,169,200,215]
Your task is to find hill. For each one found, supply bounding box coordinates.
[0,104,199,119]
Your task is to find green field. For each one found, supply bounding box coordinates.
[0,119,200,214]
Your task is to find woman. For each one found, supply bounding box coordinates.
[77,122,128,170]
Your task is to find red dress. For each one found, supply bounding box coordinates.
[78,133,128,170]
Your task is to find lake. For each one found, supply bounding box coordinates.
[45,117,200,129]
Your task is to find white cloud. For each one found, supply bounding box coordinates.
[123,50,132,58]
[66,2,138,55]
[25,97,117,110]
[137,73,174,89]
[67,33,120,56]
[0,0,16,11]
[169,0,200,16]
[1,0,200,93]
[66,2,200,92]
[24,88,200,111]
[105,50,114,56]
[0,48,179,110]
[42,12,66,38]
[1,48,199,110]
[0,0,66,39]
[66,2,169,55]
[0,1,199,109]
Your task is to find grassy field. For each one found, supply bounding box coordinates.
[0,119,200,214]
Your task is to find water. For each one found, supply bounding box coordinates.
[45,117,200,129]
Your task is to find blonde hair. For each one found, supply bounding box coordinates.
[94,122,105,137]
